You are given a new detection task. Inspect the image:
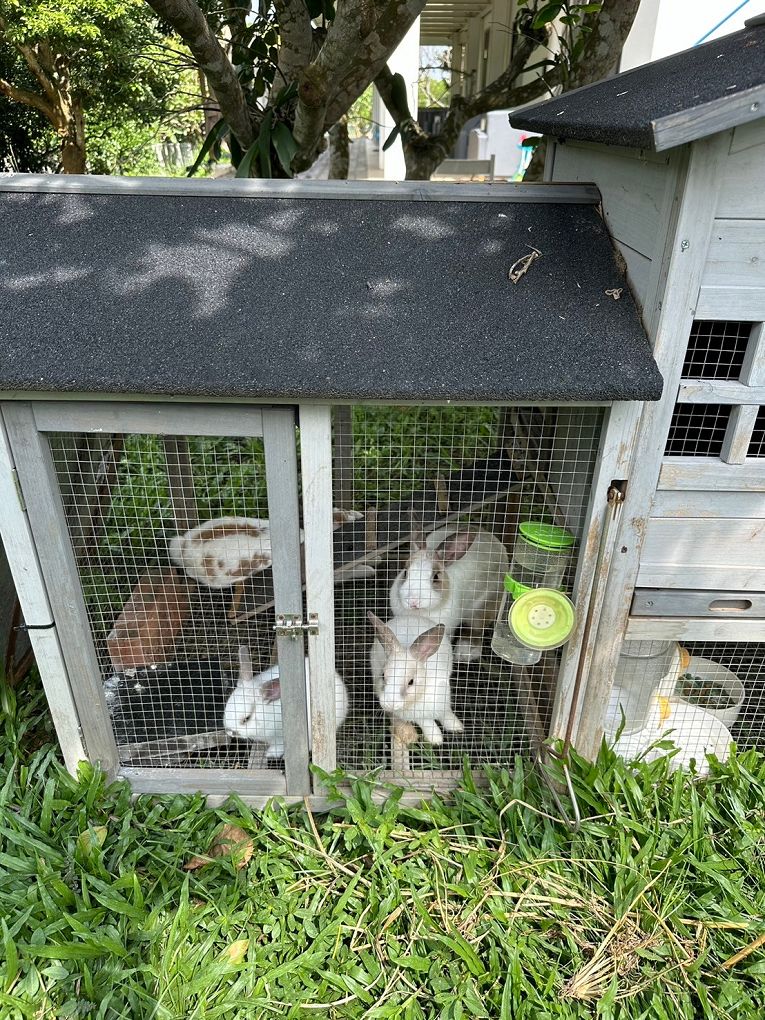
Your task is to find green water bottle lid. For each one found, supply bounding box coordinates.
[519,522,575,551]
[509,588,576,650]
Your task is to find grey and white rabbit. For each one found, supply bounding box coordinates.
[390,526,509,661]
[223,646,348,758]
[368,611,463,746]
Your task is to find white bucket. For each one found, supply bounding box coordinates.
[674,655,744,729]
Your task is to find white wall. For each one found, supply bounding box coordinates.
[621,0,754,69]
[375,18,421,180]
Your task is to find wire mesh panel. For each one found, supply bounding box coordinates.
[681,321,753,380]
[329,405,603,777]
[48,430,288,774]
[605,638,765,769]
[665,404,731,457]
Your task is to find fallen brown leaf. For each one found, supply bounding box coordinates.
[184,823,254,871]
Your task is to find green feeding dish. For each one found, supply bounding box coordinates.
[509,588,576,650]
[519,522,575,551]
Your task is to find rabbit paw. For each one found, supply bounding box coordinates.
[454,640,483,663]
[420,720,444,745]
[442,711,464,734]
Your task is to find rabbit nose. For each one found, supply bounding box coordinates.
[409,598,420,608]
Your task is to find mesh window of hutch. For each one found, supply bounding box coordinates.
[0,176,661,804]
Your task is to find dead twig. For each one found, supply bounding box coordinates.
[508,246,541,284]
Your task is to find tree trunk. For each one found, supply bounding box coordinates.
[328,116,349,179]
[59,98,86,173]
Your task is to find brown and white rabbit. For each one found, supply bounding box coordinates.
[223,646,349,758]
[390,526,509,662]
[368,611,463,746]
[170,508,364,589]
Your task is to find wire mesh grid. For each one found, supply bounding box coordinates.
[605,639,765,769]
[49,431,278,772]
[47,406,603,780]
[749,406,765,458]
[665,404,731,457]
[330,405,602,775]
[681,320,753,380]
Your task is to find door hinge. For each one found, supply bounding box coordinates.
[274,613,319,638]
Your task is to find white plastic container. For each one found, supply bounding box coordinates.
[674,655,744,729]
[605,640,682,736]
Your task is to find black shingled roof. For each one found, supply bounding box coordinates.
[0,180,662,403]
[510,18,765,151]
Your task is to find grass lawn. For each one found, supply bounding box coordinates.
[2,670,765,1019]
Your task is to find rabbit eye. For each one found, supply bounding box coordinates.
[432,571,441,583]
[407,678,415,688]
[402,569,408,580]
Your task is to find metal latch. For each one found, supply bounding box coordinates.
[274,613,319,638]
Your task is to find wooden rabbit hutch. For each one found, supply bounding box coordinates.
[513,14,765,768]
[0,172,663,803]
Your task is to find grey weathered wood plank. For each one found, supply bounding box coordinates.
[652,84,765,152]
[2,403,119,774]
[625,616,765,642]
[263,406,311,796]
[631,588,765,618]
[717,119,765,216]
[0,174,601,204]
[120,766,286,796]
[639,517,765,588]
[551,141,670,258]
[701,218,765,289]
[299,404,338,788]
[696,286,765,319]
[33,401,264,438]
[651,489,765,518]
[677,381,765,405]
[658,459,765,491]
[721,405,760,464]
[0,410,87,773]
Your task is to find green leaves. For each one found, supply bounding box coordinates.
[186,118,229,177]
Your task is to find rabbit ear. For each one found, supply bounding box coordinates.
[410,624,445,663]
[238,645,253,682]
[367,611,400,657]
[261,678,281,704]
[437,530,476,565]
[408,510,427,551]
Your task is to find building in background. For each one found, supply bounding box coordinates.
[374,0,759,179]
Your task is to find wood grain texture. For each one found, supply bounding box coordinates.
[625,616,765,641]
[659,459,765,491]
[631,588,765,618]
[0,410,87,773]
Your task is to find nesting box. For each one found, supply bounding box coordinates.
[513,15,765,763]
[0,171,662,804]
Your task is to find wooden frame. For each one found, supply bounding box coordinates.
[0,399,307,796]
[0,174,600,205]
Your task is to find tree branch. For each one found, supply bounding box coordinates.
[0,77,54,119]
[144,0,254,148]
[324,0,427,126]
[376,22,549,178]
[292,0,379,167]
[0,12,58,104]
[274,0,313,85]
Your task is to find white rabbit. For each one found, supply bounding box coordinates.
[223,646,349,758]
[368,611,463,746]
[390,527,509,662]
[613,676,732,776]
